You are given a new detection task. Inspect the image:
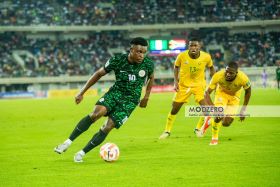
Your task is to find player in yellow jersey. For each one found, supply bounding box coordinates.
[159,36,215,139]
[201,61,251,145]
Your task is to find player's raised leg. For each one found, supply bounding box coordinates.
[194,97,209,137]
[210,117,222,145]
[159,101,183,139]
[54,105,107,154]
[209,117,234,146]
[196,117,205,131]
[200,116,211,136]
[74,117,114,162]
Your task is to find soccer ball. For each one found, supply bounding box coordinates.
[99,143,120,162]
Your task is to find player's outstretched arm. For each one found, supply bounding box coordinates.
[240,86,251,121]
[205,73,218,106]
[209,66,215,77]
[139,73,154,108]
[204,88,214,106]
[75,68,107,104]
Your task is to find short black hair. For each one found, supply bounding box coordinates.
[227,61,238,70]
[188,33,201,42]
[130,37,148,46]
[189,37,201,42]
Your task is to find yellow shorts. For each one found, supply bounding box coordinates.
[214,91,240,117]
[173,86,205,103]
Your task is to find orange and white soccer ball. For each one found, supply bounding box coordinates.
[100,143,120,162]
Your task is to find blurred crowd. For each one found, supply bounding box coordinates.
[0,0,279,26]
[0,32,129,77]
[201,30,280,68]
[1,30,279,78]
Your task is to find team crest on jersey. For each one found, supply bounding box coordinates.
[217,97,223,102]
[184,61,189,64]
[139,70,146,77]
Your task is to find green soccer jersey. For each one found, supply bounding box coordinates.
[276,67,280,80]
[104,54,154,103]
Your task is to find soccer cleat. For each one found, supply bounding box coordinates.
[209,139,218,146]
[74,150,85,163]
[54,142,71,154]
[159,132,170,139]
[194,128,203,138]
[200,117,211,136]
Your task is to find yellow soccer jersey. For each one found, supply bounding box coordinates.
[175,50,213,87]
[209,69,251,97]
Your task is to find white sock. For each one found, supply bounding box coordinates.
[64,139,72,145]
[78,150,85,156]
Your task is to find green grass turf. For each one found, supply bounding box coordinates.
[0,88,279,187]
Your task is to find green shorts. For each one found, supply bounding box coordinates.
[96,90,138,129]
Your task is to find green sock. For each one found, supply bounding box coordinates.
[83,130,107,153]
[69,115,93,141]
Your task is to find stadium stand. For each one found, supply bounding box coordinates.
[0,0,279,25]
[1,30,279,78]
[0,0,280,93]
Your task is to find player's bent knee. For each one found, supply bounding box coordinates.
[89,112,99,122]
[90,106,107,122]
[101,126,113,134]
[222,118,234,127]
[222,122,231,127]
[101,118,115,134]
[214,117,222,123]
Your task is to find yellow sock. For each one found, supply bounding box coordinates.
[196,116,205,129]
[211,118,221,139]
[164,112,177,133]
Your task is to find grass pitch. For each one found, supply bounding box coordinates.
[0,88,279,187]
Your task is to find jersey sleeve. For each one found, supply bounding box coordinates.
[208,73,219,90]
[242,73,251,90]
[174,53,183,67]
[103,56,119,73]
[147,61,155,78]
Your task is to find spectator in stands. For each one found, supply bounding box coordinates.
[0,30,279,78]
[276,64,280,90]
[262,69,268,88]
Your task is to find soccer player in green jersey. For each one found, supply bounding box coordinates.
[54,37,154,162]
[276,65,280,90]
